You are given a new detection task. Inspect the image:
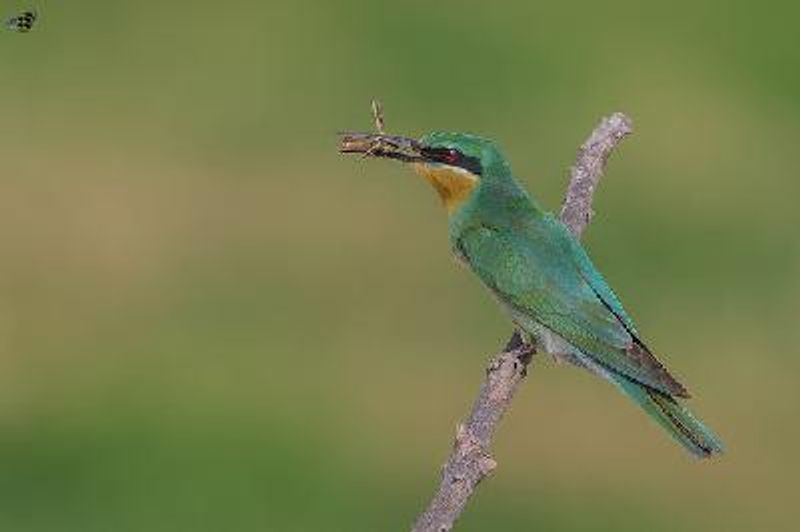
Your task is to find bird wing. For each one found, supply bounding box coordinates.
[455,220,688,397]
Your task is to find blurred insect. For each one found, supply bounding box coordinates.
[6,8,37,33]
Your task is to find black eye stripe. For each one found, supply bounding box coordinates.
[422,147,483,176]
[460,154,482,176]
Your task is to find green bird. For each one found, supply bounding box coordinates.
[340,130,724,458]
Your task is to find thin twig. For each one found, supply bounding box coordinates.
[371,99,386,134]
[412,112,634,532]
[560,112,634,237]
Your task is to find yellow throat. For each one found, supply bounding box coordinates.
[413,163,479,213]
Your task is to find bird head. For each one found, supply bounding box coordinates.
[340,131,508,213]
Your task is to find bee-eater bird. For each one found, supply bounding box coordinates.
[340,130,724,458]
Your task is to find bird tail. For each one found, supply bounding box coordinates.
[613,375,724,458]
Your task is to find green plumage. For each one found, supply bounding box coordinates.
[425,132,724,458]
[341,128,724,458]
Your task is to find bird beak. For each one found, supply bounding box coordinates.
[338,132,425,163]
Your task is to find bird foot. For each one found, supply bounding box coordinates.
[502,330,536,376]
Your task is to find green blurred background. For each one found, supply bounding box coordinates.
[0,0,798,530]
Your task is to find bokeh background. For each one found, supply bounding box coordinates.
[0,1,798,530]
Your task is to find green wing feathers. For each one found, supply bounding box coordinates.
[455,221,723,457]
[456,223,687,396]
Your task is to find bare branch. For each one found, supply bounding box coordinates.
[560,112,634,238]
[412,112,634,532]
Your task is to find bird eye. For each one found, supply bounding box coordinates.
[442,149,460,165]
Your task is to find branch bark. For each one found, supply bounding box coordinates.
[411,112,634,532]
